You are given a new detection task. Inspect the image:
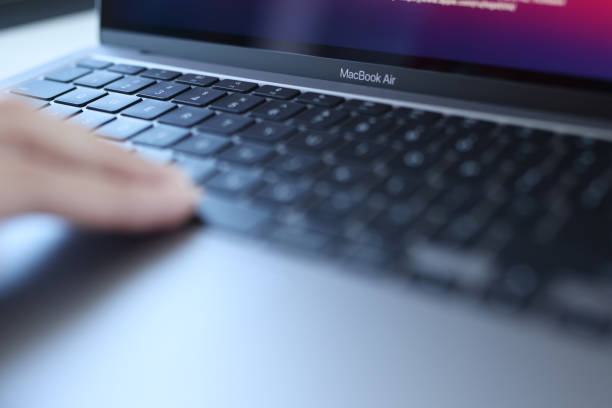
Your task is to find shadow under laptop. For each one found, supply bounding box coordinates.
[0,215,195,364]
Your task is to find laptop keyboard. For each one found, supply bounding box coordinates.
[10,58,612,339]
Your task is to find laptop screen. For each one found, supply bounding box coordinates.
[101,1,612,89]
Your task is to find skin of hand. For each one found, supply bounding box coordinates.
[0,98,200,232]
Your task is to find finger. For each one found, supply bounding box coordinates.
[1,154,201,232]
[0,99,178,184]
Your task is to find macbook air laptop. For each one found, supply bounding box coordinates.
[1,0,611,407]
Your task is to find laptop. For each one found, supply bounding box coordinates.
[1,0,611,407]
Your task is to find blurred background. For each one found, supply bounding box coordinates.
[0,0,96,79]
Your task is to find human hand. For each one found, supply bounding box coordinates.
[0,99,199,232]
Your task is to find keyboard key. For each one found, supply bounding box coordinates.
[217,144,274,166]
[175,73,218,87]
[213,79,258,93]
[69,111,115,131]
[296,92,344,107]
[205,167,262,196]
[336,141,390,163]
[45,66,92,83]
[197,194,270,232]
[105,76,155,94]
[122,100,176,120]
[293,107,349,130]
[138,81,189,100]
[11,80,75,100]
[250,100,305,122]
[391,108,444,126]
[75,71,123,88]
[240,122,296,143]
[132,125,190,147]
[253,85,300,100]
[269,154,321,175]
[173,134,231,157]
[209,94,264,114]
[158,106,214,127]
[77,58,112,70]
[173,87,225,107]
[323,165,368,185]
[87,93,140,113]
[256,180,310,205]
[340,116,395,139]
[287,131,342,152]
[108,64,145,75]
[341,99,391,116]
[42,104,81,120]
[55,88,107,107]
[96,118,151,140]
[175,157,217,184]
[195,113,253,135]
[141,68,181,81]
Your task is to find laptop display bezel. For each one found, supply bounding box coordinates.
[99,1,612,121]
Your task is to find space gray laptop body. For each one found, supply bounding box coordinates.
[1,1,612,407]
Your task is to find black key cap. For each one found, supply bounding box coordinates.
[340,116,395,139]
[55,88,107,107]
[45,66,91,83]
[287,131,341,152]
[210,94,264,114]
[205,167,262,196]
[141,68,181,81]
[173,87,225,107]
[335,141,390,163]
[341,99,391,116]
[213,79,258,93]
[376,175,421,199]
[217,144,274,166]
[108,64,145,75]
[269,154,320,175]
[105,76,155,94]
[138,81,189,101]
[11,80,75,100]
[293,107,349,130]
[250,100,305,122]
[323,164,368,185]
[175,73,218,87]
[132,125,190,147]
[175,157,217,184]
[69,111,115,130]
[122,100,176,120]
[256,180,310,205]
[77,58,112,70]
[158,107,214,127]
[74,71,123,88]
[312,191,359,219]
[96,118,151,140]
[87,93,140,113]
[197,195,270,232]
[296,92,344,107]
[240,122,296,143]
[391,108,444,126]
[42,104,81,120]
[174,134,231,156]
[195,113,253,135]
[253,85,300,100]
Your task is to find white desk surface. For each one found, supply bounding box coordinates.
[0,10,98,80]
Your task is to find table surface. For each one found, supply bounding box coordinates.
[0,10,98,80]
